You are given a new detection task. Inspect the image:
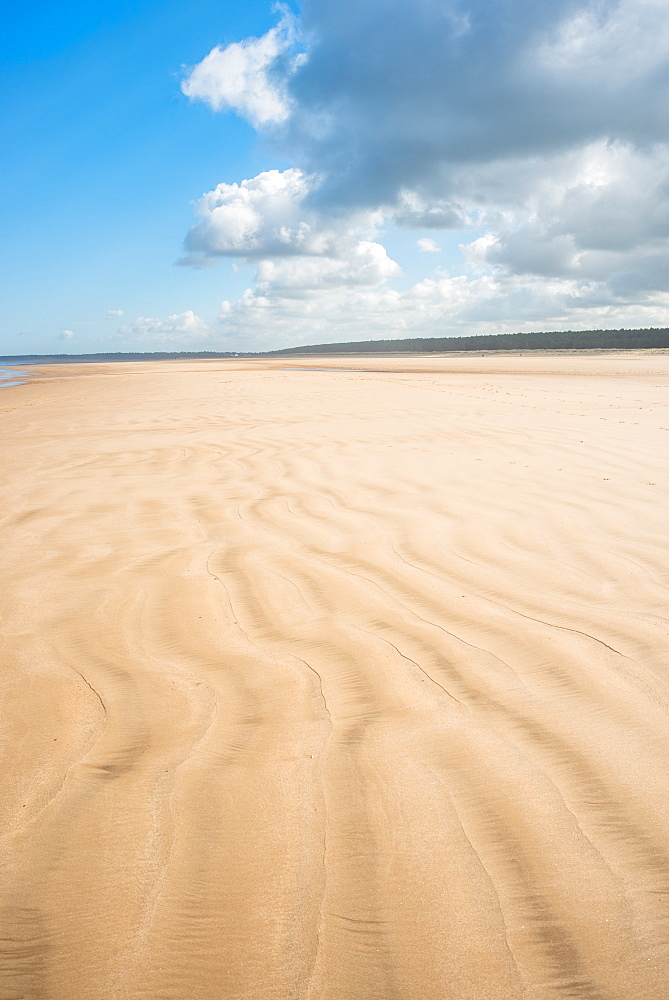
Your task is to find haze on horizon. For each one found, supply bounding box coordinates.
[3,0,669,355]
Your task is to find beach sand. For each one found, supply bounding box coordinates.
[1,353,668,999]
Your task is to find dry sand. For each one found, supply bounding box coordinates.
[1,353,668,1000]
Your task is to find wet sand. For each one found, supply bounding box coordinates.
[1,353,668,999]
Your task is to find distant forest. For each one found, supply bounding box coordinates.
[2,328,669,365]
[268,328,669,355]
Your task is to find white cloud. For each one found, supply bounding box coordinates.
[186,168,320,257]
[460,142,669,287]
[181,5,301,127]
[58,329,75,340]
[417,238,441,253]
[254,241,399,295]
[536,0,669,82]
[117,311,210,345]
[106,309,124,317]
[184,167,385,261]
[217,285,405,348]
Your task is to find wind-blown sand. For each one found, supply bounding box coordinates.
[1,353,668,1000]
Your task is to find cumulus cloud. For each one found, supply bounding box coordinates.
[253,241,400,294]
[184,167,385,259]
[417,238,441,253]
[106,309,124,317]
[180,0,669,345]
[464,142,669,289]
[58,329,75,340]
[117,311,210,345]
[181,5,302,127]
[182,166,397,302]
[186,168,321,257]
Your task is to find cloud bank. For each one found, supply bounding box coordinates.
[180,0,669,348]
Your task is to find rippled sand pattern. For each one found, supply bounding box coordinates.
[1,354,669,1000]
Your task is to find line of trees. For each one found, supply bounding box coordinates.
[3,328,669,365]
[268,328,669,355]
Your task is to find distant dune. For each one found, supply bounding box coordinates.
[1,354,668,999]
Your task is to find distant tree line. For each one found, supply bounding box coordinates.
[267,328,669,355]
[3,328,669,365]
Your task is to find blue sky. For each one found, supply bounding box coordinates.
[1,0,277,352]
[3,0,669,354]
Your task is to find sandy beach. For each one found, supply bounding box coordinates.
[1,353,669,1000]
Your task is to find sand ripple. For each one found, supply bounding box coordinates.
[1,354,668,999]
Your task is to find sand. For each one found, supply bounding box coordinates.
[1,353,668,1000]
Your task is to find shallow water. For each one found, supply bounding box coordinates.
[0,366,30,388]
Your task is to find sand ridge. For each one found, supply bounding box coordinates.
[1,354,668,999]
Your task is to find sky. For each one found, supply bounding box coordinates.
[3,0,669,354]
